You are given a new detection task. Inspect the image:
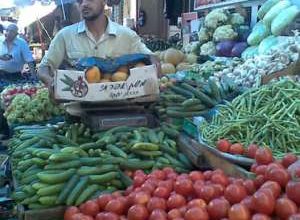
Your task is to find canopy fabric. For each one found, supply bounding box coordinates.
[17,1,57,30]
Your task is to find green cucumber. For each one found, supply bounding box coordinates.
[169,85,194,98]
[56,174,80,205]
[178,153,194,169]
[119,171,133,188]
[75,184,99,206]
[133,150,162,157]
[147,129,159,144]
[106,144,127,158]
[66,176,89,206]
[45,160,81,170]
[88,172,118,184]
[37,183,65,196]
[49,153,79,162]
[39,195,58,206]
[131,142,159,151]
[37,169,76,184]
[77,165,117,176]
[182,98,202,108]
[120,160,155,170]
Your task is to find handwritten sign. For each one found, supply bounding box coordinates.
[54,65,159,102]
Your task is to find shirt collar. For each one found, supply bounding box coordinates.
[77,17,117,36]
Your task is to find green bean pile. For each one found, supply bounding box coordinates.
[200,79,300,158]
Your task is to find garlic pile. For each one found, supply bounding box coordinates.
[213,32,300,88]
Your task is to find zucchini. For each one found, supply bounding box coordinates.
[49,153,79,162]
[75,184,99,206]
[39,195,58,206]
[106,144,127,158]
[56,174,80,204]
[131,142,159,151]
[37,183,65,196]
[77,165,117,176]
[182,98,202,108]
[45,160,81,170]
[169,85,194,98]
[147,129,159,144]
[120,160,155,170]
[88,172,118,184]
[37,169,76,184]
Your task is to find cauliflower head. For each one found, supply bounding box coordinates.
[230,13,245,26]
[204,9,229,29]
[200,41,216,56]
[213,25,238,42]
[198,27,211,44]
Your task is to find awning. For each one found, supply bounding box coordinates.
[17,1,57,30]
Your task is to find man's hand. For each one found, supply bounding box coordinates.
[37,66,56,100]
[0,54,12,61]
[150,55,162,77]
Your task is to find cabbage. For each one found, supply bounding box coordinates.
[216,40,236,57]
[200,41,217,56]
[258,35,279,55]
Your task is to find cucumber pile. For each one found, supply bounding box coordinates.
[9,123,193,209]
[155,79,239,122]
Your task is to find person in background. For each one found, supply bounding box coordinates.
[0,24,36,85]
[38,0,159,98]
[0,24,35,140]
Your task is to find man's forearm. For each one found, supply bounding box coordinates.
[37,66,53,86]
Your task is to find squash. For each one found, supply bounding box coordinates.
[134,62,146,68]
[112,71,129,82]
[164,48,184,66]
[176,63,193,71]
[102,73,112,80]
[85,66,101,83]
[118,66,129,74]
[159,51,166,62]
[161,63,176,75]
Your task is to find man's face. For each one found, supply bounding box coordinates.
[5,26,18,42]
[77,0,106,21]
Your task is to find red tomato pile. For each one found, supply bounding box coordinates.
[65,148,300,220]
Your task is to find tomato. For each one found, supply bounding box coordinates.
[162,167,175,175]
[174,178,194,196]
[149,209,167,220]
[158,180,173,192]
[240,196,253,211]
[252,191,275,215]
[282,154,298,168]
[196,185,216,203]
[254,175,265,188]
[150,170,166,180]
[80,200,100,217]
[255,165,267,176]
[147,197,167,212]
[212,184,225,197]
[213,169,225,175]
[250,164,258,173]
[184,207,209,220]
[187,199,207,209]
[243,180,256,195]
[97,194,113,210]
[167,193,187,209]
[247,144,259,159]
[251,214,271,220]
[229,143,244,155]
[228,204,250,220]
[133,175,146,188]
[140,182,155,195]
[203,171,213,180]
[275,198,298,220]
[71,213,94,220]
[224,184,247,204]
[217,139,231,153]
[286,181,300,205]
[189,171,204,182]
[287,160,300,179]
[167,172,178,180]
[260,181,281,199]
[105,199,126,215]
[133,191,150,205]
[168,209,182,219]
[112,191,122,198]
[211,173,229,186]
[124,186,134,196]
[127,204,149,220]
[134,170,146,177]
[153,187,171,199]
[207,198,230,219]
[255,147,273,165]
[120,216,127,220]
[265,168,290,188]
[178,206,187,215]
[64,206,80,220]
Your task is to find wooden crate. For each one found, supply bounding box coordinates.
[17,204,66,220]
[178,134,255,179]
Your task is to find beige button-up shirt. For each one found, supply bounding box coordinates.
[40,18,152,70]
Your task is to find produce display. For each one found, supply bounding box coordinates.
[64,148,300,220]
[10,123,193,209]
[142,35,182,52]
[214,33,300,88]
[0,83,44,109]
[197,9,249,57]
[157,77,239,117]
[3,88,64,125]
[247,0,300,49]
[201,79,300,158]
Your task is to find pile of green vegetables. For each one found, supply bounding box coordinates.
[200,79,300,158]
[4,88,64,124]
[10,123,192,209]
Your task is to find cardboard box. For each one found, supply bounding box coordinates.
[54,64,159,102]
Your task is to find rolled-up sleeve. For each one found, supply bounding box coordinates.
[40,30,66,70]
[21,41,34,63]
[129,31,153,55]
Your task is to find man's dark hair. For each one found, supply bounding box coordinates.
[0,24,3,34]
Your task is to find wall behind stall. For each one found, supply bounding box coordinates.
[137,0,168,39]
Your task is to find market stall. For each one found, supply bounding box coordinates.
[0,0,300,219]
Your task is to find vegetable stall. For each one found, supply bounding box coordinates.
[0,0,300,219]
